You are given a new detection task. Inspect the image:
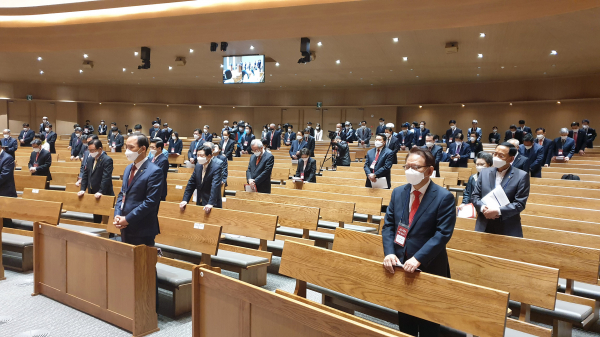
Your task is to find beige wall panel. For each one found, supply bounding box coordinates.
[0,100,7,131]
[322,108,343,133]
[8,100,31,131]
[35,102,57,131]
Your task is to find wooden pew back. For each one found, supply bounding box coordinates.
[22,188,115,216]
[271,187,383,216]
[292,181,393,205]
[156,216,222,256]
[530,177,600,189]
[524,203,600,223]
[0,196,62,225]
[225,198,319,231]
[531,184,600,199]
[50,172,79,186]
[14,174,47,191]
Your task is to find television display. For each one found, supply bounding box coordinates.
[223,55,265,84]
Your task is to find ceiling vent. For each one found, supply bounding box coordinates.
[445,42,458,54]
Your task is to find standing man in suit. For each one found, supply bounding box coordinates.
[568,121,587,155]
[157,123,173,144]
[547,128,575,165]
[507,139,530,173]
[306,121,315,138]
[83,120,94,135]
[98,120,108,136]
[188,128,203,165]
[364,135,394,189]
[303,128,316,157]
[421,134,443,177]
[583,119,596,149]
[472,142,530,237]
[294,148,317,183]
[180,145,224,213]
[220,130,235,160]
[382,147,456,336]
[2,129,18,159]
[246,139,274,193]
[265,123,282,151]
[467,120,482,142]
[536,128,553,169]
[0,144,17,229]
[375,118,386,136]
[211,143,228,189]
[504,124,523,144]
[42,124,57,154]
[412,121,429,148]
[445,120,462,145]
[384,126,401,165]
[355,121,372,148]
[342,122,356,143]
[333,136,351,167]
[466,131,483,161]
[221,120,231,137]
[397,123,414,151]
[28,140,52,182]
[283,125,295,146]
[519,134,544,178]
[39,117,49,133]
[489,126,501,145]
[109,127,124,153]
[19,123,35,147]
[68,124,80,150]
[447,133,471,168]
[78,139,114,223]
[150,122,161,139]
[150,139,169,201]
[289,131,307,159]
[70,127,83,160]
[518,120,532,136]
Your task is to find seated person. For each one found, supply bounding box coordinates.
[458,152,492,209]
[489,126,501,144]
[169,132,183,155]
[294,148,317,183]
[466,131,483,162]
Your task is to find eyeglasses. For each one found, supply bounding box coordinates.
[403,165,428,171]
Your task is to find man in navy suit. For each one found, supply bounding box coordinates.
[28,140,52,182]
[583,119,596,149]
[283,125,295,146]
[39,117,49,134]
[265,123,282,150]
[289,131,307,159]
[150,122,161,139]
[466,120,482,142]
[78,139,114,223]
[188,128,204,165]
[518,120,532,136]
[507,139,530,173]
[444,120,462,145]
[421,134,442,177]
[157,123,173,144]
[447,133,471,168]
[504,124,523,144]
[568,121,588,155]
[384,126,400,165]
[375,118,386,136]
[200,125,213,144]
[98,120,108,136]
[149,139,169,202]
[519,134,544,177]
[412,121,429,147]
[211,143,228,188]
[114,134,163,246]
[19,123,35,147]
[547,128,575,165]
[2,129,18,159]
[246,139,274,193]
[43,124,57,154]
[535,128,553,169]
[219,130,236,160]
[0,146,16,198]
[397,123,414,151]
[180,145,224,213]
[70,127,84,160]
[472,142,530,237]
[363,135,394,189]
[382,147,456,337]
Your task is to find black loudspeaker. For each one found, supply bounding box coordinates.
[221,42,228,52]
[301,37,310,55]
[138,47,151,69]
[210,42,218,52]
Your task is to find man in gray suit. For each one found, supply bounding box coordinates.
[471,142,530,237]
[355,120,372,148]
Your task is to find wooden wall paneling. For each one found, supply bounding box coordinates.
[303,108,322,129]
[345,108,364,127]
[0,100,7,131]
[35,102,57,131]
[282,108,300,129]
[56,102,77,135]
[7,100,30,131]
[323,108,342,134]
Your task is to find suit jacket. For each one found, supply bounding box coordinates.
[157,128,173,144]
[183,158,224,207]
[294,157,317,183]
[168,139,183,155]
[489,132,501,145]
[28,149,52,180]
[519,143,544,178]
[335,141,351,166]
[386,136,401,165]
[304,135,315,157]
[71,136,84,156]
[83,124,94,134]
[472,166,530,237]
[585,127,597,148]
[462,174,477,204]
[150,128,160,139]
[535,137,553,168]
[355,127,372,147]
[467,141,483,159]
[19,129,35,147]
[289,139,307,158]
[1,137,18,158]
[112,134,124,152]
[98,124,108,135]
[422,144,443,177]
[0,150,17,197]
[467,127,482,142]
[188,140,202,161]
[511,153,530,173]
[220,138,236,160]
[200,132,213,144]
[445,128,462,144]
[215,154,228,184]
[375,125,386,137]
[568,129,588,153]
[548,137,576,164]
[412,128,429,147]
[265,130,282,150]
[151,153,170,200]
[518,126,532,135]
[364,147,394,188]
[241,134,255,153]
[39,123,47,134]
[43,131,57,153]
[307,126,315,138]
[69,132,77,147]
[78,150,91,179]
[382,182,455,276]
[447,142,471,168]
[396,131,413,148]
[114,160,163,238]
[81,152,114,196]
[504,130,524,143]
[246,151,274,193]
[283,132,295,146]
[342,128,356,143]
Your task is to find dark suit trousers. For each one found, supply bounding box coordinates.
[93,214,103,224]
[398,312,439,337]
[483,218,523,238]
[120,232,158,311]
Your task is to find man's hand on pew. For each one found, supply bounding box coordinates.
[579,150,585,156]
[482,205,500,219]
[114,215,129,229]
[383,254,400,274]
[77,191,85,197]
[179,201,187,211]
[94,192,102,199]
[29,167,36,173]
[75,179,81,187]
[403,257,421,273]
[204,204,213,214]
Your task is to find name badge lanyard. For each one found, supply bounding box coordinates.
[394,188,412,248]
[121,165,140,210]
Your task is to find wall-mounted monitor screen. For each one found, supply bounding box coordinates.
[223,55,265,84]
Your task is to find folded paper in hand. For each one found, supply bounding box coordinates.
[292,176,303,181]
[481,185,510,209]
[370,177,387,189]
[457,203,476,218]
[244,184,257,192]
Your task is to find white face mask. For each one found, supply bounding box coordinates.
[297,136,302,140]
[197,157,207,165]
[246,129,250,134]
[239,127,244,132]
[24,128,28,131]
[89,151,99,158]
[3,134,9,139]
[336,128,340,132]
[45,128,49,132]
[405,168,425,186]
[455,141,462,146]
[149,149,157,156]
[492,156,506,168]
[76,133,81,138]
[223,136,229,140]
[537,134,544,139]
[32,147,40,153]
[583,125,589,129]
[561,136,567,141]
[361,125,366,129]
[420,125,424,129]
[451,125,456,130]
[172,135,177,140]
[101,122,105,125]
[524,145,532,150]
[425,142,433,147]
[469,137,475,142]
[374,141,383,148]
[204,129,208,133]
[493,129,497,133]
[476,165,485,173]
[194,134,200,140]
[253,150,262,156]
[379,122,384,126]
[572,129,579,133]
[385,133,391,138]
[125,149,141,162]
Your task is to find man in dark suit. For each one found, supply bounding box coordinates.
[220,129,236,160]
[507,139,530,173]
[384,126,401,165]
[382,147,456,337]
[0,146,17,198]
[157,123,173,144]
[333,136,351,167]
[2,129,18,159]
[200,125,213,144]
[78,139,114,223]
[188,129,204,165]
[412,121,429,147]
[180,145,224,213]
[212,143,228,188]
[294,148,317,183]
[283,125,295,146]
[489,126,501,145]
[42,124,57,154]
[306,121,315,138]
[445,120,462,145]
[472,142,530,237]
[519,134,544,178]
[289,131,307,159]
[355,121,372,148]
[467,120,482,142]
[114,134,163,245]
[466,131,483,161]
[504,124,523,144]
[83,120,94,135]
[98,120,108,136]
[447,133,471,168]
[109,127,124,153]
[150,122,161,139]
[19,123,35,147]
[70,127,84,160]
[39,117,49,133]
[303,128,316,157]
[397,123,414,151]
[583,119,596,149]
[342,122,356,143]
[28,140,52,182]
[364,135,394,189]
[150,139,169,201]
[518,120,532,136]
[535,128,553,169]
[422,134,443,177]
[246,139,274,193]
[547,128,575,165]
[265,123,282,150]
[68,123,80,150]
[568,121,588,155]
[375,118,386,136]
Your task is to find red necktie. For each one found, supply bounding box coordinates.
[409,190,421,225]
[539,139,543,146]
[270,132,274,146]
[128,165,137,187]
[35,151,40,162]
[256,155,261,166]
[574,132,578,143]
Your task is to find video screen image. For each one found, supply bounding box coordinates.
[223,55,265,84]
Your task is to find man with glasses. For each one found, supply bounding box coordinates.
[382,147,456,337]
[471,142,530,237]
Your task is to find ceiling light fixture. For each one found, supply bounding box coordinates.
[250,45,254,50]
[550,50,557,55]
[169,66,172,70]
[199,106,202,109]
[275,62,280,66]
[79,70,83,73]
[134,52,139,56]
[336,60,341,64]
[317,42,322,46]
[83,54,88,59]
[477,54,483,58]
[557,101,561,104]
[419,105,423,108]
[393,37,399,42]
[501,66,504,69]
[99,103,102,105]
[461,104,465,107]
[220,64,223,68]
[123,68,126,72]
[189,49,194,53]
[403,57,408,61]
[37,57,42,61]
[509,103,513,106]
[39,70,44,74]
[479,33,486,38]
[166,105,169,107]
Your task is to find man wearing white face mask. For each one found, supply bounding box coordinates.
[471,142,530,237]
[180,145,224,214]
[363,135,394,189]
[421,134,442,177]
[447,133,471,168]
[78,139,114,223]
[518,134,544,178]
[547,128,575,165]
[444,119,461,144]
[568,121,587,155]
[458,152,492,210]
[19,123,35,147]
[246,139,274,193]
[382,147,456,336]
[582,119,596,149]
[412,121,429,147]
[220,129,235,160]
[535,127,552,168]
[355,121,372,148]
[289,131,307,159]
[506,139,529,172]
[2,129,18,159]
[467,120,482,142]
[488,126,501,145]
[42,124,57,154]
[28,139,52,183]
[376,118,386,136]
[149,139,169,201]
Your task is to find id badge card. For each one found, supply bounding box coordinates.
[470,152,475,159]
[370,160,377,169]
[244,142,248,146]
[449,138,453,143]
[419,135,422,140]
[171,148,175,153]
[558,149,563,156]
[112,142,116,147]
[394,223,409,247]
[300,172,304,180]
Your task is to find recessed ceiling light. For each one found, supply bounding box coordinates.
[133,104,136,106]
[557,101,561,104]
[79,70,83,73]
[390,70,393,72]
[199,106,202,108]
[336,60,341,64]
[122,68,126,72]
[461,104,465,107]
[393,37,399,42]
[501,66,504,69]
[131,71,134,74]
[544,72,547,74]
[39,70,44,75]
[509,103,513,106]
[134,52,139,56]
[403,57,408,61]
[317,42,322,46]
[37,57,42,61]
[410,69,413,71]
[477,54,483,58]
[166,105,169,107]
[477,74,479,76]
[275,62,279,66]
[478,67,481,69]
[83,54,88,59]
[550,50,557,55]
[169,66,172,70]
[99,103,102,105]
[419,105,423,108]
[479,33,486,38]
[233,107,235,109]
[416,76,419,78]
[250,45,254,50]
[189,49,194,53]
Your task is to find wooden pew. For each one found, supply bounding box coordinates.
[291,181,394,206]
[168,154,185,166]
[542,172,600,182]
[33,223,158,336]
[527,193,600,210]
[65,180,123,193]
[14,174,47,192]
[530,184,600,199]
[530,177,600,189]
[523,203,600,224]
[551,163,600,170]
[191,266,405,337]
[279,241,509,337]
[316,175,445,188]
[50,172,80,188]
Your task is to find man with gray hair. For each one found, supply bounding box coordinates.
[506,139,529,172]
[2,129,18,159]
[265,123,282,150]
[246,139,274,193]
[547,127,575,164]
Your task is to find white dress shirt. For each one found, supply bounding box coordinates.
[495,167,508,188]
[132,156,148,177]
[409,178,431,212]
